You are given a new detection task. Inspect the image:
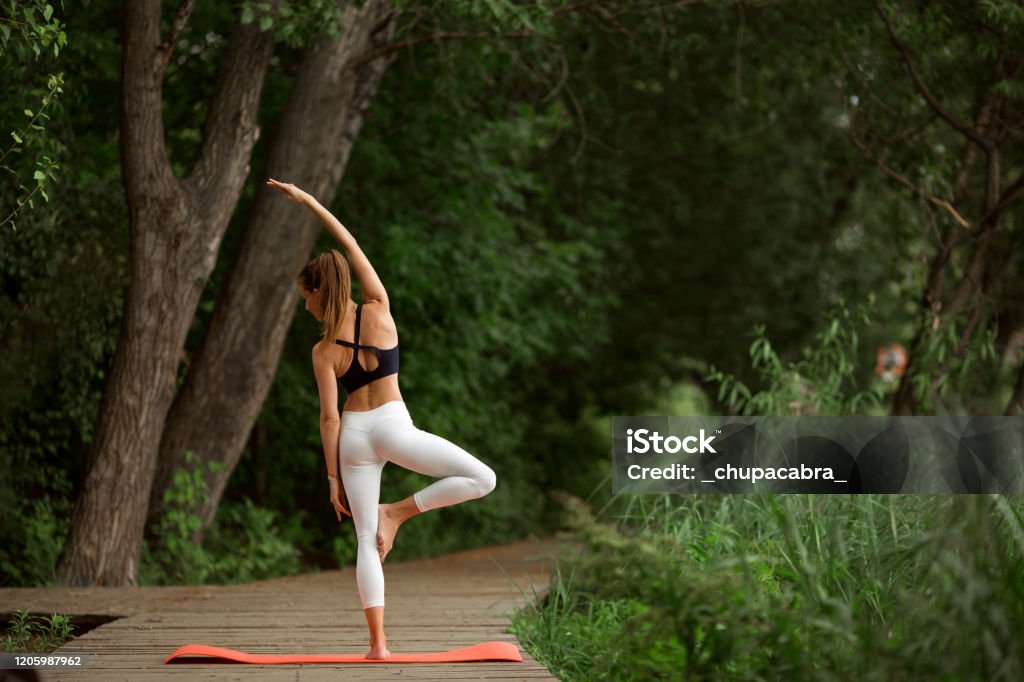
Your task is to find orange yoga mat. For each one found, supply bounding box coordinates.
[164,641,524,664]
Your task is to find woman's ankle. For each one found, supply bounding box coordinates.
[386,497,419,522]
[406,495,425,518]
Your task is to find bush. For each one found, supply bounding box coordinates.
[0,497,71,587]
[141,450,302,585]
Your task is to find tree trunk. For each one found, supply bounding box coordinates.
[55,3,274,586]
[148,0,397,540]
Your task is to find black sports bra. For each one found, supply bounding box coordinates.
[335,303,400,394]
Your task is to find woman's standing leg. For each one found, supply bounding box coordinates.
[371,411,497,561]
[338,424,390,659]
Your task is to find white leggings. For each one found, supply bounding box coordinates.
[338,400,497,609]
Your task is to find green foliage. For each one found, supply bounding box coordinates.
[201,498,305,583]
[513,493,1024,680]
[842,0,1024,413]
[1,1,66,230]
[0,497,70,587]
[429,0,562,40]
[907,310,1002,414]
[142,451,218,583]
[240,0,348,47]
[0,1,129,589]
[2,0,1022,590]
[1,609,75,653]
[0,2,66,57]
[706,296,886,416]
[0,172,126,590]
[141,451,302,585]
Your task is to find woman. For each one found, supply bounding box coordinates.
[267,178,498,660]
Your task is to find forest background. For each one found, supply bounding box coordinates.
[1,0,1022,589]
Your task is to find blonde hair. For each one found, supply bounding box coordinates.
[296,249,352,348]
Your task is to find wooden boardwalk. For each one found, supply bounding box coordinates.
[1,534,578,681]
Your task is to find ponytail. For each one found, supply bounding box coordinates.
[297,249,352,348]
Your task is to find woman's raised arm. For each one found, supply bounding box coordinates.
[267,178,389,307]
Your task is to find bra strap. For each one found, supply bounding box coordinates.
[353,304,362,347]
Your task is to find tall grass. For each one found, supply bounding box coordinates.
[510,493,1024,681]
[509,301,1024,680]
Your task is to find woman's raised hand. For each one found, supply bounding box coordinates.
[266,178,309,204]
[329,477,352,522]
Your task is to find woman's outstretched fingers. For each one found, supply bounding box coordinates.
[267,178,306,203]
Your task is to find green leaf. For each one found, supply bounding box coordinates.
[259,15,273,31]
[44,4,53,21]
[241,6,254,23]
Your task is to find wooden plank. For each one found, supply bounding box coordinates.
[2,535,580,681]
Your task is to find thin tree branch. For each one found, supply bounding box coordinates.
[159,0,197,67]
[540,43,570,103]
[564,82,588,164]
[370,6,401,37]
[590,3,641,43]
[873,0,994,154]
[979,171,1024,226]
[886,113,937,145]
[920,195,949,254]
[846,125,971,229]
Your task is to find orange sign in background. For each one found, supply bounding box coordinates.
[875,343,908,382]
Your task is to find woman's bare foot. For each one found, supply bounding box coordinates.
[376,503,402,563]
[366,637,390,660]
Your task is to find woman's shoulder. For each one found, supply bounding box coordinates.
[360,299,397,335]
[361,298,391,317]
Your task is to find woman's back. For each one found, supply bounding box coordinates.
[332,300,403,412]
